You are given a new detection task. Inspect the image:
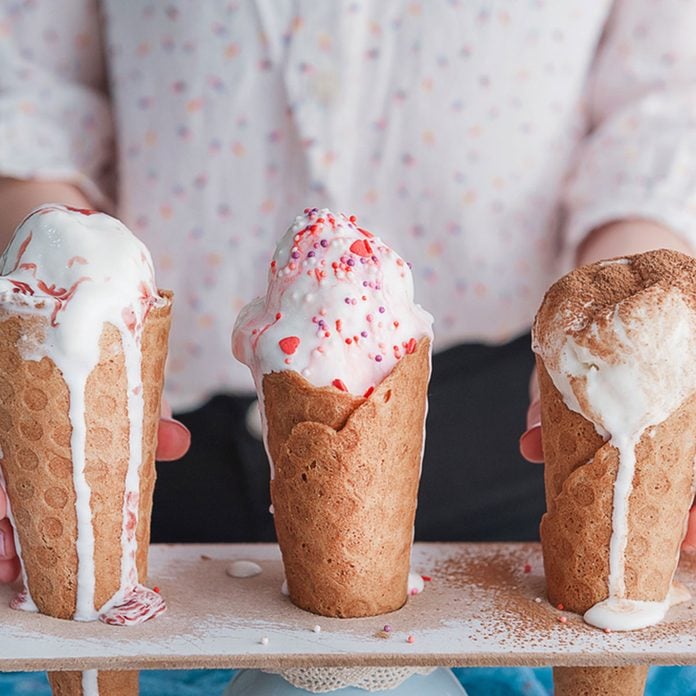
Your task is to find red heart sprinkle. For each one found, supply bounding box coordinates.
[405,338,417,354]
[279,336,300,355]
[332,379,348,392]
[349,239,372,256]
[363,386,374,398]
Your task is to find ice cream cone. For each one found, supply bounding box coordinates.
[48,670,139,696]
[264,337,430,617]
[533,250,696,696]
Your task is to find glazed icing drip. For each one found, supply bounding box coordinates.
[0,205,166,622]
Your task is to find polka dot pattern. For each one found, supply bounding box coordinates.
[4,1,696,409]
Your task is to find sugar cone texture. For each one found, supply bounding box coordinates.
[537,361,696,612]
[553,666,648,696]
[49,671,139,696]
[263,337,431,618]
[0,291,171,623]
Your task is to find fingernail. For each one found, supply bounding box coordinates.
[521,424,541,439]
[162,418,191,437]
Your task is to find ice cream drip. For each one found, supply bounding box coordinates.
[533,253,696,630]
[0,204,167,624]
[232,207,433,396]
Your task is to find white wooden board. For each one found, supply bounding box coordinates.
[1,542,696,671]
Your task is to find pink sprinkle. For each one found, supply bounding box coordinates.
[375,355,383,362]
[406,635,415,644]
[558,616,567,624]
[383,624,392,632]
[523,563,532,574]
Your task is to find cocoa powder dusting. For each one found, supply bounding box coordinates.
[533,249,696,359]
[433,545,583,652]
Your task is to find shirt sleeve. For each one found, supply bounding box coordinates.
[0,0,114,208]
[561,0,696,268]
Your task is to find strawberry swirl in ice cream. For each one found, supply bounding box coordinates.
[0,204,167,624]
[232,207,434,396]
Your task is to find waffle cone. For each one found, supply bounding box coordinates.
[537,358,696,613]
[553,666,648,696]
[48,671,139,696]
[0,291,171,621]
[263,337,431,618]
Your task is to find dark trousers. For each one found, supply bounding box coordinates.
[151,333,546,543]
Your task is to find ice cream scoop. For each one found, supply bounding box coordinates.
[232,207,433,396]
[0,204,161,353]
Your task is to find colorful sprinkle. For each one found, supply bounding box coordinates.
[332,379,348,392]
[313,625,322,633]
[260,637,269,646]
[349,239,373,257]
[383,624,392,632]
[523,563,532,574]
[558,616,567,624]
[363,386,374,398]
[406,634,415,644]
[279,336,300,354]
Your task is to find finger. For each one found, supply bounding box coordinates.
[529,366,539,402]
[520,425,544,463]
[0,517,17,560]
[160,397,173,420]
[527,398,541,430]
[0,487,6,520]
[156,418,191,461]
[0,557,20,584]
[682,507,696,554]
